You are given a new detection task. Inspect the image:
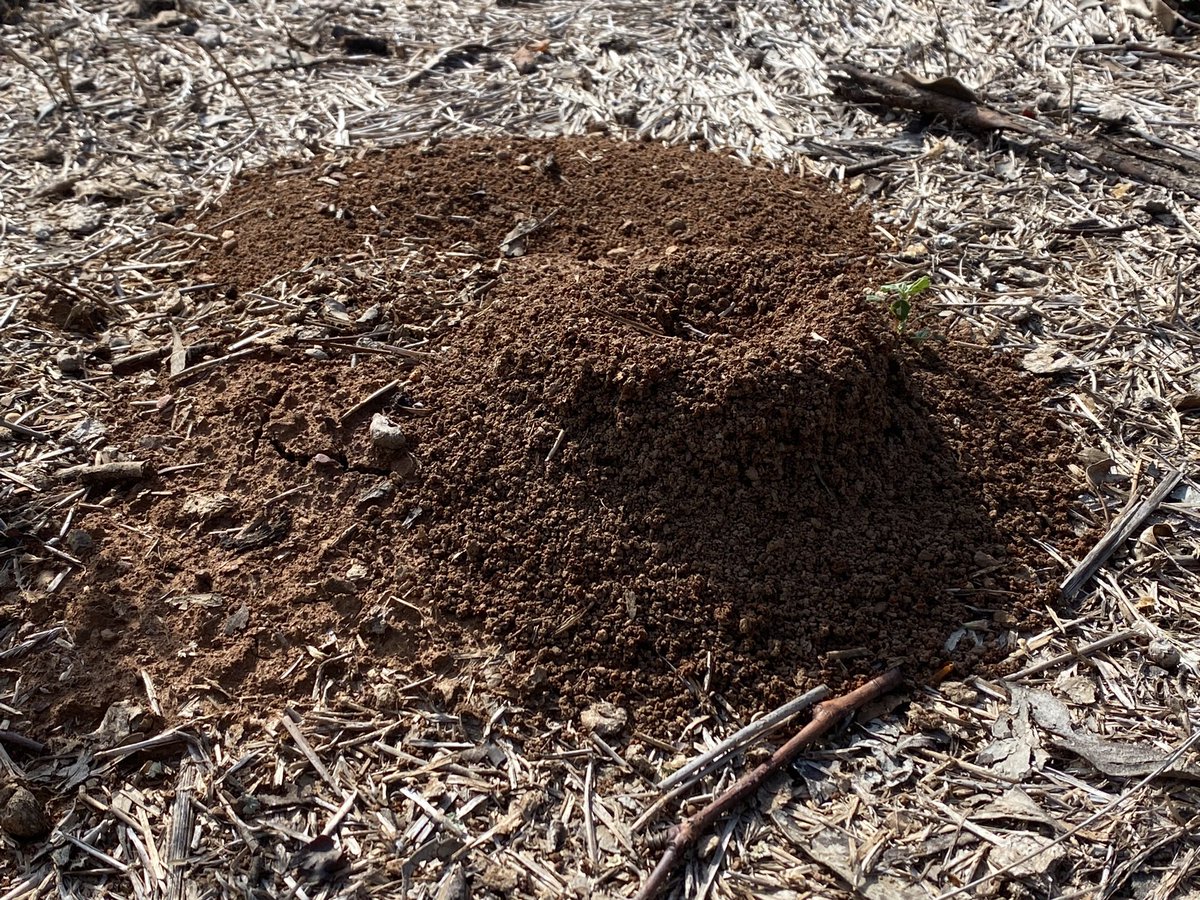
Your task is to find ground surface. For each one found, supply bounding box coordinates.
[2,1,1200,899]
[27,137,1079,737]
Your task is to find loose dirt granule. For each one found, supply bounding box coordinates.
[18,137,1080,734]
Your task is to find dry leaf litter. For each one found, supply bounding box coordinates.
[1,0,1199,898]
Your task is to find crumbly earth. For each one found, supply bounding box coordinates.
[17,137,1080,735]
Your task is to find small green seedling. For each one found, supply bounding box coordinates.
[867,275,932,340]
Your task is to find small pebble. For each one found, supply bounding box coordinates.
[55,349,84,375]
[65,529,94,555]
[0,783,51,840]
[369,413,406,450]
[1146,639,1181,671]
[357,479,395,508]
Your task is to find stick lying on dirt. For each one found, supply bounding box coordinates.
[59,460,152,485]
[633,668,903,900]
[829,65,1200,199]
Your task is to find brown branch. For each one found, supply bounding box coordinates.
[829,64,1200,199]
[633,667,903,900]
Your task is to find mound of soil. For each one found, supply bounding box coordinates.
[19,137,1079,734]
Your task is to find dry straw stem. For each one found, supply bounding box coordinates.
[1060,467,1184,598]
[2,0,1200,896]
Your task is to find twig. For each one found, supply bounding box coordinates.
[1060,469,1184,599]
[0,420,51,442]
[281,713,340,792]
[168,348,257,382]
[59,460,152,485]
[1005,628,1142,681]
[339,379,400,425]
[659,684,830,790]
[583,757,599,866]
[830,65,1200,199]
[321,789,358,837]
[545,427,566,463]
[95,728,196,761]
[182,37,258,129]
[0,730,47,755]
[164,759,198,900]
[1,46,65,108]
[633,668,902,900]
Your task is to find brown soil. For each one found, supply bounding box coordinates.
[15,137,1080,736]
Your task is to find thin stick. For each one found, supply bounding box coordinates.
[0,730,47,755]
[1060,469,1184,599]
[281,714,340,792]
[59,460,152,485]
[168,348,257,382]
[633,668,902,900]
[659,685,829,790]
[1005,629,1142,681]
[164,759,198,900]
[0,420,51,442]
[339,379,400,425]
[583,758,599,866]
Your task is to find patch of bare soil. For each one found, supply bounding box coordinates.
[19,137,1079,735]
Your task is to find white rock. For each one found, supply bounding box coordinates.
[369,413,406,450]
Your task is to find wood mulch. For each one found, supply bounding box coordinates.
[2,0,1198,898]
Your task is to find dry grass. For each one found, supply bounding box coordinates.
[2,0,1199,897]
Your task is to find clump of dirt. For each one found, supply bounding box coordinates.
[16,137,1080,735]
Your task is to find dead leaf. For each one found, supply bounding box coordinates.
[499,211,556,257]
[1057,676,1096,706]
[781,822,930,898]
[289,834,347,881]
[1172,393,1200,413]
[1077,447,1110,466]
[1085,457,1117,488]
[974,787,1065,833]
[1026,690,1195,779]
[1133,522,1173,561]
[223,602,250,635]
[987,832,1066,879]
[978,688,1041,779]
[89,701,161,748]
[581,701,627,737]
[169,329,187,377]
[899,71,979,103]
